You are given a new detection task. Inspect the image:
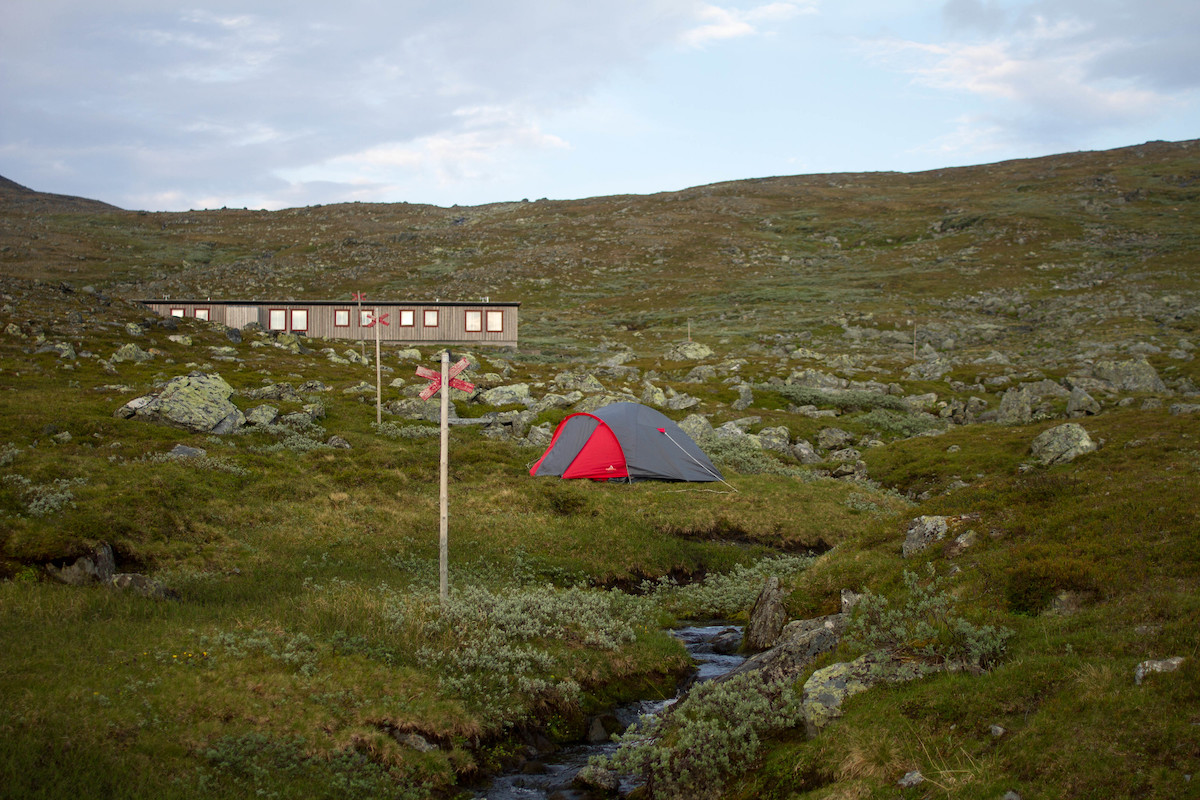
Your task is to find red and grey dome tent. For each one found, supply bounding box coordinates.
[529,402,723,482]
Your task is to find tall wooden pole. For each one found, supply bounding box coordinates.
[439,349,450,603]
[374,318,383,425]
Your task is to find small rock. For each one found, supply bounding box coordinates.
[169,444,207,458]
[903,516,949,558]
[898,770,924,788]
[991,724,1006,737]
[327,435,352,449]
[1134,656,1185,685]
[111,573,177,600]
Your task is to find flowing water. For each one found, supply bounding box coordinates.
[475,624,745,800]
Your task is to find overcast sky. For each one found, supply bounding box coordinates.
[1,0,1197,211]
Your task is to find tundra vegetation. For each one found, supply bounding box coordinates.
[1,141,1199,799]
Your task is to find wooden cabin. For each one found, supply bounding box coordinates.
[140,299,520,348]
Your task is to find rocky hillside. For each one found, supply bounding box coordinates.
[1,140,1198,800]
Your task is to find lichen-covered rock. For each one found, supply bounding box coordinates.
[1093,357,1166,393]
[111,342,153,363]
[640,381,667,407]
[242,382,302,403]
[802,652,895,736]
[903,515,949,557]
[725,613,847,685]
[245,404,280,426]
[664,340,714,360]
[1030,423,1097,465]
[1066,386,1101,417]
[554,372,605,393]
[677,413,714,442]
[120,373,244,434]
[479,383,532,407]
[111,573,177,600]
[787,368,848,390]
[817,427,854,451]
[996,386,1033,425]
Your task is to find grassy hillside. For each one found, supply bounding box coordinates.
[1,140,1198,799]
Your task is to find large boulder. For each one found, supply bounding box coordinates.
[677,413,714,442]
[663,340,714,361]
[1030,423,1097,465]
[996,386,1033,425]
[479,383,532,407]
[110,342,153,363]
[1093,357,1166,393]
[116,373,244,434]
[726,613,847,685]
[555,372,605,393]
[1066,386,1101,417]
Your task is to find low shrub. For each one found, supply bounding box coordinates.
[767,386,908,413]
[846,565,1012,670]
[855,408,946,439]
[597,668,800,798]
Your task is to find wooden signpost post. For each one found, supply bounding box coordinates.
[415,352,475,602]
[362,310,389,425]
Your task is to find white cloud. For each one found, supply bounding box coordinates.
[868,1,1197,159]
[679,1,815,48]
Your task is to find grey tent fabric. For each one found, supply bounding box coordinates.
[530,402,722,482]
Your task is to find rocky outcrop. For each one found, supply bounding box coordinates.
[47,542,115,586]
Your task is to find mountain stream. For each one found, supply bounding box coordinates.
[475,623,745,800]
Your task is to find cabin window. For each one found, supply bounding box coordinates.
[170,308,185,318]
[360,309,375,327]
[423,309,439,327]
[399,310,415,327]
[486,310,504,332]
[194,308,210,321]
[464,310,483,333]
[334,309,350,327]
[291,309,309,332]
[268,309,287,331]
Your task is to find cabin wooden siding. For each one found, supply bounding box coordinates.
[140,300,520,347]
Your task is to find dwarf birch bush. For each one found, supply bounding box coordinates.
[846,565,1012,670]
[416,585,657,721]
[648,554,814,619]
[599,670,801,799]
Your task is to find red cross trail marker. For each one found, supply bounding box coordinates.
[416,357,474,400]
[418,352,477,603]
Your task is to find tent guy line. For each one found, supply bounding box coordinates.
[656,427,738,492]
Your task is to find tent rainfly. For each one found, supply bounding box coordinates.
[529,402,723,482]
